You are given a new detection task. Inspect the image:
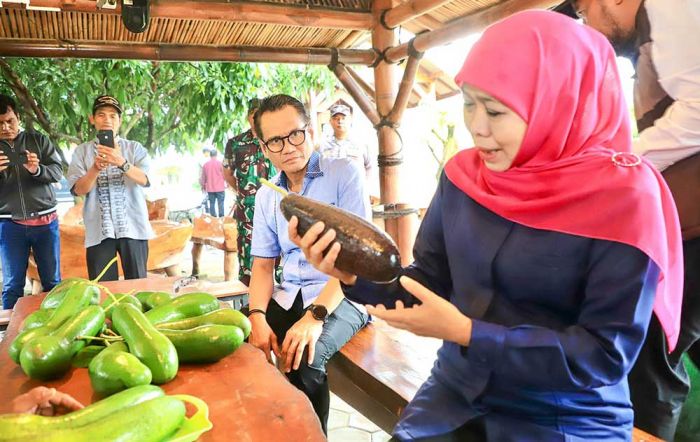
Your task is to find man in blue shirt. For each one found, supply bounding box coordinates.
[248,94,370,434]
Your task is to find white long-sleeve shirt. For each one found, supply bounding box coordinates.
[633,0,700,171]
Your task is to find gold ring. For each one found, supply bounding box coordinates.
[100,154,106,159]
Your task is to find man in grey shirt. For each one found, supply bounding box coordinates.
[67,95,153,280]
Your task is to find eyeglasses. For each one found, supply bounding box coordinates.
[262,125,308,153]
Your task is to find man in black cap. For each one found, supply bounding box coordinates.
[223,98,276,286]
[0,93,63,309]
[319,103,375,181]
[67,94,153,281]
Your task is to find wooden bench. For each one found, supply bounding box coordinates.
[328,320,663,442]
[191,214,238,281]
[27,205,193,294]
[146,198,169,221]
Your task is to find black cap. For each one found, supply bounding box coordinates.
[93,95,122,115]
[329,104,351,117]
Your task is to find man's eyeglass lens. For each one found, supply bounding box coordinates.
[265,128,306,152]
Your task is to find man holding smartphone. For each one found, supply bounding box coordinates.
[0,94,63,309]
[67,95,153,281]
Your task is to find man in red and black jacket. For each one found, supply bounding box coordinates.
[0,94,63,309]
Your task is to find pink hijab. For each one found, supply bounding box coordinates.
[445,10,683,350]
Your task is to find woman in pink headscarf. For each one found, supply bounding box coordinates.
[289,10,682,441]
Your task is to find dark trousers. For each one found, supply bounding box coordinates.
[86,238,149,281]
[266,292,368,434]
[207,191,225,217]
[0,218,60,309]
[629,237,700,440]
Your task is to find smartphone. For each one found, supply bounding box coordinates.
[96,130,115,148]
[0,140,29,166]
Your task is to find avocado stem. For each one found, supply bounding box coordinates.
[78,335,124,343]
[92,256,119,283]
[259,178,288,196]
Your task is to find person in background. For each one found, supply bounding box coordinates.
[573,0,700,438]
[198,147,211,214]
[247,94,369,434]
[0,93,62,309]
[67,95,153,281]
[289,10,683,441]
[319,103,374,181]
[200,149,226,218]
[224,98,276,286]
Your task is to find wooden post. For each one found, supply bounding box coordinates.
[372,0,411,262]
[191,243,203,277]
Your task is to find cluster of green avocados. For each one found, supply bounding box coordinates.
[4,277,251,441]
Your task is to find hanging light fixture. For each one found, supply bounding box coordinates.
[121,0,150,34]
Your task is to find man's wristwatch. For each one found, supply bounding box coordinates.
[307,304,329,323]
[118,160,132,173]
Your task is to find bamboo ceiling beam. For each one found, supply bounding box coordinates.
[381,0,453,30]
[411,14,444,31]
[338,30,366,49]
[0,40,377,65]
[20,0,373,30]
[329,62,381,126]
[384,0,561,62]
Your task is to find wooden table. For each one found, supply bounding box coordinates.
[328,320,662,442]
[0,278,325,442]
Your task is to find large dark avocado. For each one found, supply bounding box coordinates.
[281,193,401,283]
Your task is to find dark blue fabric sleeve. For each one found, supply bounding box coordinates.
[468,240,659,390]
[342,173,453,307]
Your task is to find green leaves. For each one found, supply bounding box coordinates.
[1,59,335,154]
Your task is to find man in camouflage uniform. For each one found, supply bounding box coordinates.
[224,98,276,286]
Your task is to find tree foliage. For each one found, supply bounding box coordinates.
[0,58,335,153]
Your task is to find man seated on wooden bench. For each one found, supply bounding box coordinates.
[247,94,370,434]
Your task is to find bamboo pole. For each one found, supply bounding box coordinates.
[329,63,381,126]
[346,67,376,102]
[372,0,409,261]
[0,41,376,65]
[338,30,364,49]
[381,0,453,30]
[411,14,444,31]
[384,0,561,63]
[386,54,421,125]
[20,0,373,30]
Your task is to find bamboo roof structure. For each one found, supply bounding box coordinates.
[0,0,562,259]
[0,0,561,56]
[0,0,503,51]
[0,0,560,100]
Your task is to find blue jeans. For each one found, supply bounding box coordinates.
[0,218,61,309]
[265,293,369,434]
[207,191,225,217]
